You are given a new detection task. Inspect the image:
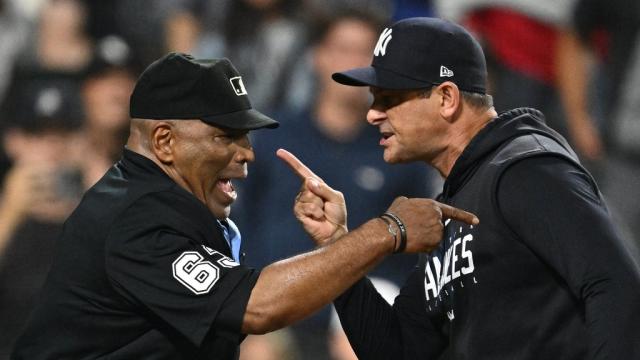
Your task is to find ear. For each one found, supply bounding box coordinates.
[437,81,461,121]
[150,122,175,164]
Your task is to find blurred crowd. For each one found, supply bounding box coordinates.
[0,0,638,359]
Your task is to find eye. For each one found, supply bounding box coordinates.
[372,95,393,110]
[213,134,233,144]
[213,131,248,144]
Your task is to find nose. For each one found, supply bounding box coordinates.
[367,108,387,125]
[235,135,255,164]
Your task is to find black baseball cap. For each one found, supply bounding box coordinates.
[85,35,140,79]
[4,73,84,133]
[332,17,487,94]
[130,53,279,130]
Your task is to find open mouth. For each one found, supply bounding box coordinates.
[380,131,394,145]
[216,178,237,201]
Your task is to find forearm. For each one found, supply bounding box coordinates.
[242,218,393,334]
[555,30,592,129]
[584,271,640,358]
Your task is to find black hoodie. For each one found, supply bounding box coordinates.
[334,108,640,359]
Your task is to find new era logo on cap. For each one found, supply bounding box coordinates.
[440,66,454,77]
[229,76,248,96]
[374,28,393,57]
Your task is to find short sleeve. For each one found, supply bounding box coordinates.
[105,191,259,346]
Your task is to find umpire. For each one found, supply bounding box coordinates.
[11,53,478,359]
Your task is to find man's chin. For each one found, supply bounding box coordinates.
[383,151,401,164]
[208,203,232,220]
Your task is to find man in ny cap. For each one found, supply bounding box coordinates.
[319,17,640,359]
[11,53,479,359]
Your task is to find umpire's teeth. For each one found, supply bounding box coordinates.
[218,179,233,193]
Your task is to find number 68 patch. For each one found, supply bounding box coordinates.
[172,248,238,295]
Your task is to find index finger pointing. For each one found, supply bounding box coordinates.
[438,202,479,225]
[276,148,322,182]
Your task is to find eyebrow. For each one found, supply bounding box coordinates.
[219,129,249,137]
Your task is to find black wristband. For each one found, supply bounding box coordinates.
[381,212,407,253]
[379,215,398,252]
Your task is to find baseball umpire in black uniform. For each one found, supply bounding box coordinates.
[11,53,479,359]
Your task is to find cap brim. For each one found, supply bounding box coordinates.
[201,108,279,130]
[332,66,434,89]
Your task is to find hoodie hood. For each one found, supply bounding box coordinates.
[443,108,575,197]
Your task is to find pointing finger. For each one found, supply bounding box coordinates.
[306,178,344,204]
[276,148,323,182]
[438,203,479,225]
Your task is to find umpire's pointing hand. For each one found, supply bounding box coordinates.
[277,148,479,253]
[277,149,347,245]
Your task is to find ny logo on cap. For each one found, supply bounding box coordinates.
[440,66,454,77]
[230,76,248,96]
[374,28,393,56]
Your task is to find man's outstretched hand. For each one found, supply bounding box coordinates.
[384,196,479,253]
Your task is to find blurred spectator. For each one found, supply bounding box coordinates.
[328,277,399,360]
[434,0,577,137]
[170,0,306,113]
[557,0,640,248]
[0,76,85,357]
[0,0,89,183]
[0,0,91,181]
[0,0,31,179]
[17,0,93,73]
[77,36,138,186]
[239,328,300,360]
[81,0,179,66]
[301,0,393,22]
[0,0,30,102]
[234,10,436,357]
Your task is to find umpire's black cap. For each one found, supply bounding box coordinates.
[332,17,488,94]
[130,53,279,130]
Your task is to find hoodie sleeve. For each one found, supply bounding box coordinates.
[497,156,640,359]
[334,267,447,359]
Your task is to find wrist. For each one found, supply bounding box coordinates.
[378,216,399,254]
[330,224,349,242]
[380,212,407,254]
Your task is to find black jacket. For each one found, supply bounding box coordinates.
[12,149,258,360]
[335,108,640,359]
